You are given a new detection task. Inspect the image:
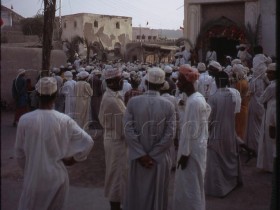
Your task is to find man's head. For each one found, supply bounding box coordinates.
[214,71,229,88]
[177,64,199,95]
[35,77,58,104]
[145,67,165,91]
[208,61,222,77]
[103,67,123,91]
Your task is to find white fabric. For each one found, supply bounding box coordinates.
[120,80,132,99]
[205,88,242,197]
[267,100,276,157]
[146,67,165,84]
[197,72,217,100]
[182,49,191,64]
[36,77,57,95]
[228,87,241,113]
[173,92,211,210]
[257,80,276,171]
[99,88,126,202]
[123,90,175,210]
[252,54,271,77]
[161,93,180,168]
[61,79,76,118]
[206,50,217,63]
[245,76,268,152]
[73,81,93,129]
[15,110,93,210]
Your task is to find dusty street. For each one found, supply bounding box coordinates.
[1,110,272,210]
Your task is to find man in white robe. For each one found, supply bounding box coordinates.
[15,77,94,210]
[74,71,93,130]
[99,67,126,210]
[257,63,276,172]
[173,64,211,210]
[205,71,242,197]
[61,71,76,118]
[123,67,176,210]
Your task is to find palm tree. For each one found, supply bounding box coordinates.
[63,35,84,63]
[42,0,56,76]
[243,15,261,49]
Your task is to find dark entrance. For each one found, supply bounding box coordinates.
[210,37,239,66]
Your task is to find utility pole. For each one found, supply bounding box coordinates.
[58,0,62,40]
[42,0,56,76]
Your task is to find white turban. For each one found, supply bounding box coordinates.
[208,61,222,71]
[232,64,246,79]
[52,67,60,74]
[197,62,206,72]
[35,77,57,95]
[78,71,89,79]
[146,67,165,84]
[64,71,73,80]
[122,72,130,79]
[103,67,122,79]
[164,66,173,74]
[85,66,92,71]
[231,59,242,65]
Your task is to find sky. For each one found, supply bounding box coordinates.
[2,0,184,30]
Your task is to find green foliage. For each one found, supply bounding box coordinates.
[243,15,261,48]
[63,35,84,63]
[21,15,44,40]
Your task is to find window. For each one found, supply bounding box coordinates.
[142,35,145,40]
[64,22,66,28]
[148,36,152,40]
[153,36,157,40]
[136,35,140,40]
[74,21,77,28]
[94,21,98,28]
[116,22,120,29]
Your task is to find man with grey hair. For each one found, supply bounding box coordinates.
[123,67,176,210]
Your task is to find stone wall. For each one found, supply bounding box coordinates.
[1,47,67,107]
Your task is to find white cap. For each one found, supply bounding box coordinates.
[231,59,242,65]
[208,61,222,71]
[164,66,173,74]
[92,69,101,75]
[52,67,60,73]
[64,71,73,80]
[35,77,57,95]
[103,67,122,79]
[85,66,92,71]
[146,67,165,84]
[197,62,206,72]
[77,67,85,72]
[122,72,130,79]
[78,71,89,79]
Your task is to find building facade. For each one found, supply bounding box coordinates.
[183,0,276,63]
[61,13,132,58]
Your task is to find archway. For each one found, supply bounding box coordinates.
[196,16,247,66]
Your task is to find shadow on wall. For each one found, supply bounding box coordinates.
[1,46,67,108]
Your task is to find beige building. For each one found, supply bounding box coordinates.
[183,0,276,64]
[61,13,132,58]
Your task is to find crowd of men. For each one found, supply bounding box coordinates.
[12,44,277,210]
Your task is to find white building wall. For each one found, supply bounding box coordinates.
[260,0,276,56]
[61,13,132,52]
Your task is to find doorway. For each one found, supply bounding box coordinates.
[210,37,239,66]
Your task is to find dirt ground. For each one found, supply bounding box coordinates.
[1,110,272,210]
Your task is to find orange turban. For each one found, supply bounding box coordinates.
[179,64,200,83]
